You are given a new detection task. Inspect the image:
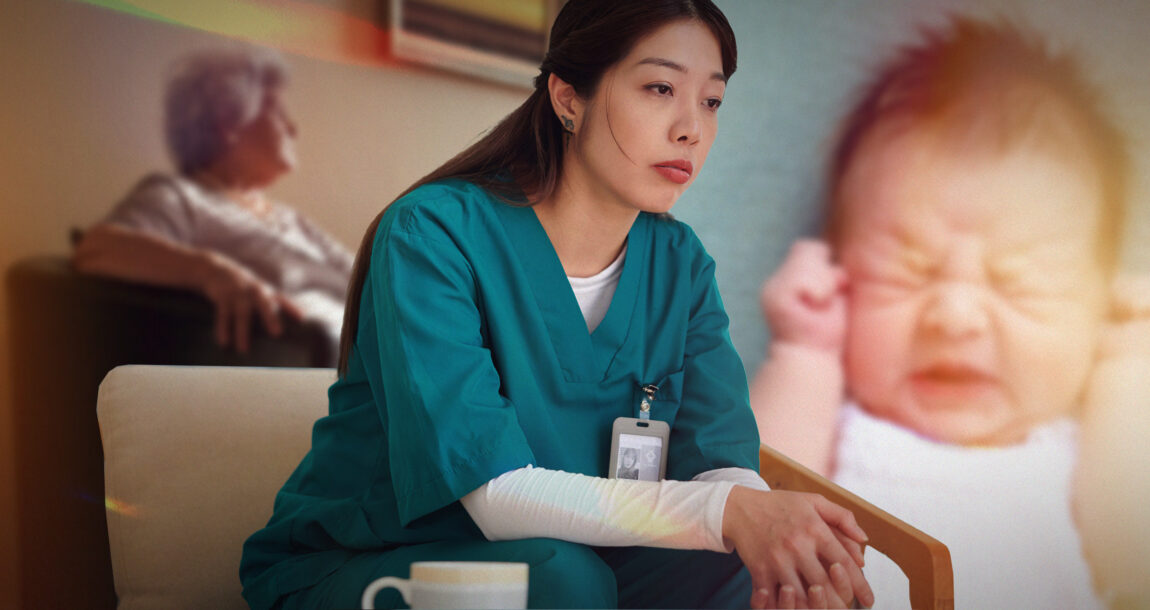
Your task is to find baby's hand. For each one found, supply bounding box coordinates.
[1077,273,1150,604]
[1099,273,1150,362]
[761,240,848,354]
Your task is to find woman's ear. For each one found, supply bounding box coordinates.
[547,73,583,135]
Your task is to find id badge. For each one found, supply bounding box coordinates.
[608,417,670,481]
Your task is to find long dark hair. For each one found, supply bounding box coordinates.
[337,0,737,375]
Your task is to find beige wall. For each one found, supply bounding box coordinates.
[0,0,526,604]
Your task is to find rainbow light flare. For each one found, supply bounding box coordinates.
[77,0,395,68]
[104,496,141,518]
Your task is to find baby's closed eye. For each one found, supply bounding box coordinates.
[989,266,1042,297]
[990,257,1089,301]
[851,253,933,292]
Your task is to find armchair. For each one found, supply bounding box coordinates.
[759,445,954,609]
[94,365,954,609]
[6,255,335,609]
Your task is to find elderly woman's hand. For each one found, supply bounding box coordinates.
[199,252,303,353]
[723,486,873,609]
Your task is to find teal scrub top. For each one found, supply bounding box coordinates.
[240,179,760,608]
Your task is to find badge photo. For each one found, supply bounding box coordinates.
[608,417,670,481]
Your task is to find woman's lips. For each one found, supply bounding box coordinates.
[653,160,693,184]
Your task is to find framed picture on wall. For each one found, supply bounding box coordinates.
[390,0,567,89]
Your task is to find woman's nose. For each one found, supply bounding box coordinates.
[673,106,700,144]
[921,282,990,339]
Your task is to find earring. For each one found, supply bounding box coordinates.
[561,115,575,133]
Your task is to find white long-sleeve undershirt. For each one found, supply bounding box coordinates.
[461,466,769,552]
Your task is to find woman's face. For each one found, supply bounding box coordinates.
[564,19,726,216]
[222,87,298,187]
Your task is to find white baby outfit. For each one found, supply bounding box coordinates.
[833,403,1102,609]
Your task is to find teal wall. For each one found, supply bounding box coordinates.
[677,0,1150,373]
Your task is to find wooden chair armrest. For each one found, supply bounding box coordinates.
[758,444,954,610]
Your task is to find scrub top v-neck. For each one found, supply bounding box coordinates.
[240,179,759,608]
[492,198,644,382]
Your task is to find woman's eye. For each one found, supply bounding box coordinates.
[705,98,723,111]
[647,83,673,95]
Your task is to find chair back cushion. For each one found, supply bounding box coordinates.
[97,365,334,610]
[7,256,336,609]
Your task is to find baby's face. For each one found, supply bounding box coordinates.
[837,128,1109,445]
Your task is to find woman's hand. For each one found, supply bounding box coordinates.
[761,240,848,355]
[723,486,873,609]
[199,252,303,353]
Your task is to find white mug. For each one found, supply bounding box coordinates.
[361,561,529,609]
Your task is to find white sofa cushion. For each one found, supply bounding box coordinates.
[97,365,334,610]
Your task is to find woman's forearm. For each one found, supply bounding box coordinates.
[462,466,743,552]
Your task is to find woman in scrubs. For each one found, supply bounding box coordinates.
[241,1,873,608]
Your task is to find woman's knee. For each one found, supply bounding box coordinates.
[510,539,617,609]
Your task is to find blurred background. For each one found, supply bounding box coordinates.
[2,0,1147,605]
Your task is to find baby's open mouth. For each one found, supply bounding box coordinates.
[911,363,1001,402]
[916,364,993,383]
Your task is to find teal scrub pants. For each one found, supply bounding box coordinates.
[277,539,751,609]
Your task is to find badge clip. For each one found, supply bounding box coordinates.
[638,384,658,420]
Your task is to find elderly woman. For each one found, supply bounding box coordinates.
[73,46,352,356]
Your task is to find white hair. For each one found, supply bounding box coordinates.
[164,45,289,174]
